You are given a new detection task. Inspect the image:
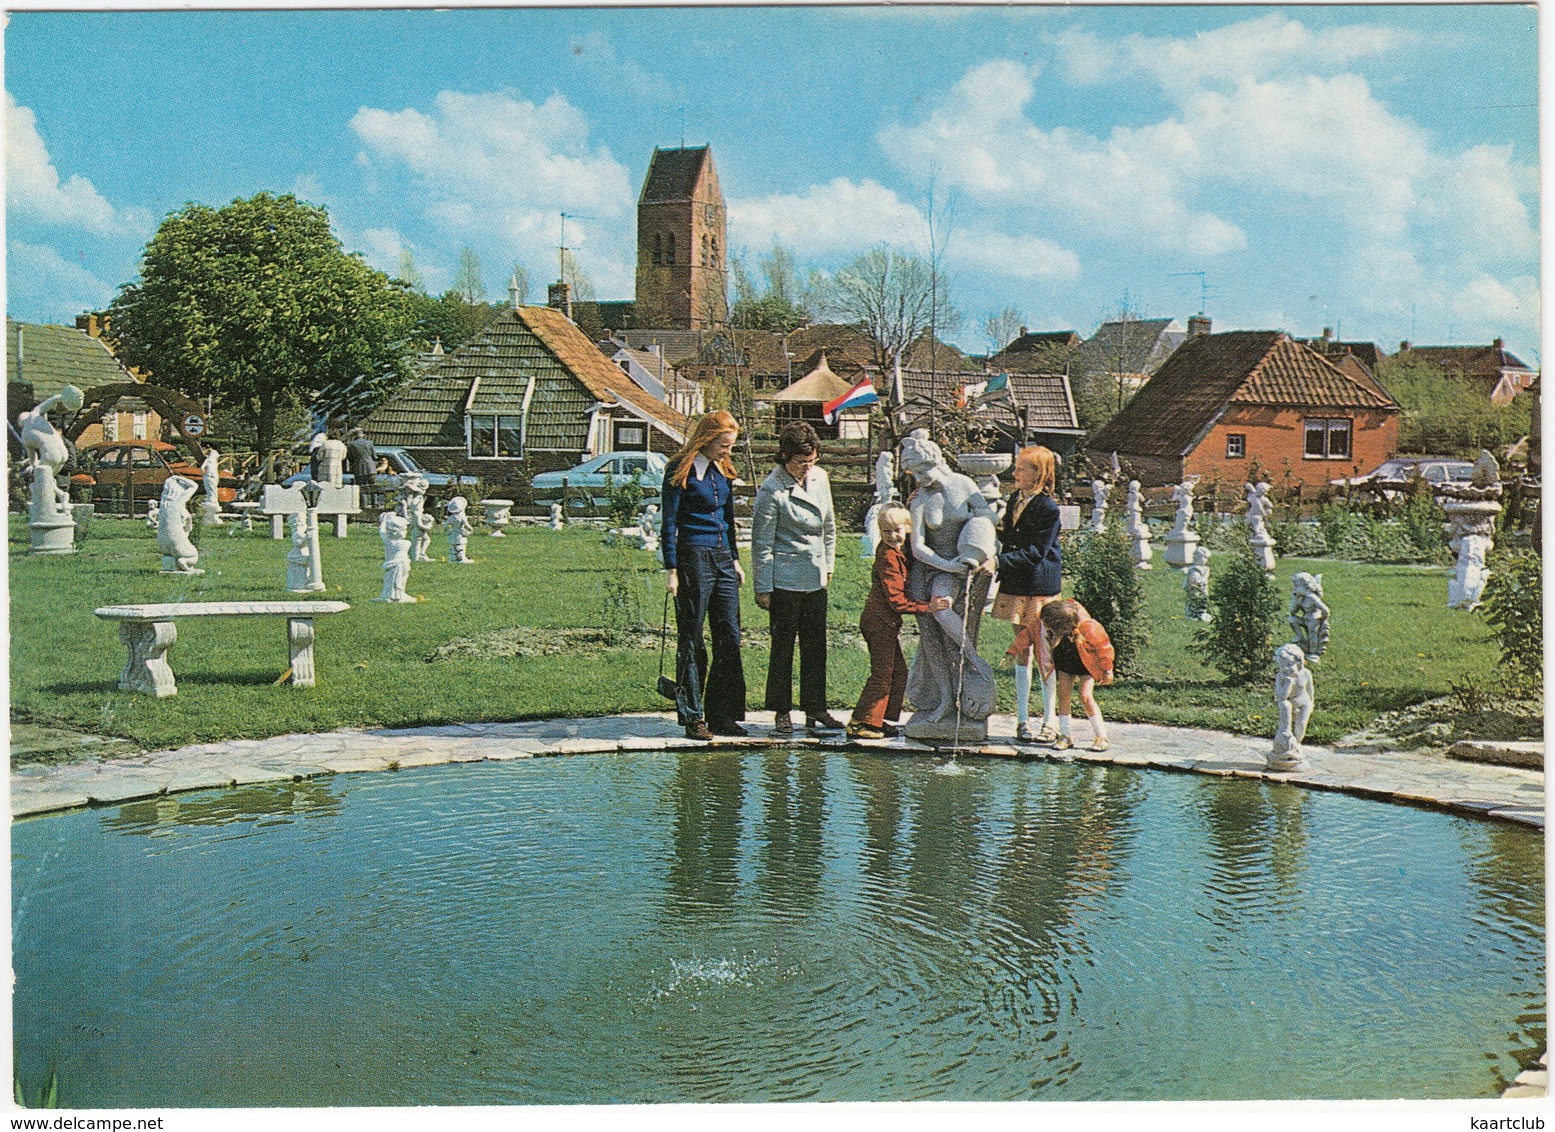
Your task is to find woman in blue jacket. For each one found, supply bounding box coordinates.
[992,445,1063,741]
[661,410,747,740]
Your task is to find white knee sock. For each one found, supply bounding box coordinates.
[1040,672,1057,729]
[1014,663,1032,724]
[1058,714,1072,738]
[1088,711,1108,741]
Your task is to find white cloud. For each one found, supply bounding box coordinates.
[947,229,1080,282]
[350,89,635,288]
[730,178,927,258]
[7,239,116,318]
[6,92,128,234]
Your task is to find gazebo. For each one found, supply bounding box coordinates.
[768,352,873,440]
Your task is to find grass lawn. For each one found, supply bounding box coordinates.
[10,515,1505,751]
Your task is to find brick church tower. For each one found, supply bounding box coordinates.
[634,146,729,331]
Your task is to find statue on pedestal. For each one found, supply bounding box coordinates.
[898,431,999,742]
[1124,480,1153,569]
[285,512,315,592]
[200,448,224,526]
[1269,644,1314,772]
[1288,572,1330,662]
[156,475,204,575]
[1440,450,1503,611]
[1185,545,1212,621]
[1164,477,1200,568]
[1245,481,1276,571]
[638,503,660,553]
[400,475,435,561]
[19,384,83,554]
[1088,478,1110,533]
[549,502,564,530]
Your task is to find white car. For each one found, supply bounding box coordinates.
[1333,457,1477,492]
[531,451,667,503]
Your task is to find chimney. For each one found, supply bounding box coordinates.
[76,313,100,337]
[547,281,572,321]
[1493,337,1504,351]
[1321,326,1333,341]
[1399,340,1411,352]
[1188,314,1212,337]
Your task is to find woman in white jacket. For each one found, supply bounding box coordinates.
[752,422,842,735]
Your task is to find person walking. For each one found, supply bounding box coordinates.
[752,422,842,735]
[346,428,378,504]
[661,410,748,740]
[994,445,1064,741]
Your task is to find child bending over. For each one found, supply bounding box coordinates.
[1037,598,1115,751]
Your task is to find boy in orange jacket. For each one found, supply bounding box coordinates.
[1037,598,1115,751]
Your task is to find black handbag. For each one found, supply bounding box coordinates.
[656,591,678,701]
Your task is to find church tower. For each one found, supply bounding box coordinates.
[634,146,728,331]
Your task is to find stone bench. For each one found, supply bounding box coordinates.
[94,601,351,699]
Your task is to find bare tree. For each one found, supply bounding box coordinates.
[454,247,485,304]
[560,249,595,302]
[818,246,959,372]
[983,306,1025,356]
[396,249,425,293]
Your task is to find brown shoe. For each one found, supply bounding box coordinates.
[847,721,886,741]
[684,722,714,741]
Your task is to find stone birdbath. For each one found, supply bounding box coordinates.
[955,452,1013,520]
[480,498,515,536]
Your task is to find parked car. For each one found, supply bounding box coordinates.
[280,445,477,489]
[531,451,667,504]
[70,441,238,514]
[1332,457,1477,491]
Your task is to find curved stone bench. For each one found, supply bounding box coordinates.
[94,601,351,699]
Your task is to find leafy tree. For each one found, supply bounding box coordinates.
[396,249,424,292]
[409,290,501,352]
[1375,354,1532,456]
[815,246,960,371]
[1069,527,1148,675]
[1480,549,1542,695]
[730,244,811,333]
[107,192,416,460]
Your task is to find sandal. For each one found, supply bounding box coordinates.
[1035,725,1059,744]
[1090,737,1110,752]
[1051,736,1073,751]
[1015,721,1034,741]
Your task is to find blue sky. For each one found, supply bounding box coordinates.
[5,5,1540,361]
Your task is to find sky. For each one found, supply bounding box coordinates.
[4,4,1541,363]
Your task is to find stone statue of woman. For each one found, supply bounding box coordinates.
[898,430,999,741]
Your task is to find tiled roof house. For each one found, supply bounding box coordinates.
[1072,317,1187,392]
[362,304,691,477]
[1086,330,1400,487]
[7,318,163,448]
[990,329,1082,372]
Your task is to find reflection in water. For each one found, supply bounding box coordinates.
[102,780,343,834]
[12,753,1545,1106]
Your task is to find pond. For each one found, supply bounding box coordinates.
[12,751,1545,1106]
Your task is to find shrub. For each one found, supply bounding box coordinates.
[1196,541,1281,683]
[603,470,645,530]
[1270,520,1327,558]
[1479,549,1542,694]
[1398,491,1448,562]
[1070,526,1148,676]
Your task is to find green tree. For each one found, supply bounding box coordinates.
[108,192,416,460]
[1375,354,1533,456]
[1195,539,1281,683]
[730,244,811,333]
[409,290,501,352]
[1069,527,1148,675]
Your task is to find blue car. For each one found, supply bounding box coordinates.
[531,451,667,503]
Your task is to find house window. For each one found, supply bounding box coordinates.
[132,411,148,440]
[1225,433,1246,458]
[1304,418,1353,459]
[614,421,648,451]
[101,412,119,442]
[468,414,524,458]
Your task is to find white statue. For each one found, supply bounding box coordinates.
[144,499,160,532]
[549,501,564,530]
[1124,480,1153,569]
[1440,450,1503,611]
[898,430,999,741]
[445,496,473,563]
[1088,478,1110,533]
[638,503,660,553]
[480,498,514,537]
[873,450,897,505]
[400,475,435,561]
[285,511,317,592]
[1164,477,1201,568]
[156,475,203,575]
[1288,572,1331,662]
[1269,643,1314,772]
[1245,481,1276,571]
[20,384,84,554]
[376,511,415,602]
[1185,545,1212,622]
[319,434,348,487]
[200,448,224,526]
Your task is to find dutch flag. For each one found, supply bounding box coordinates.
[823,378,880,424]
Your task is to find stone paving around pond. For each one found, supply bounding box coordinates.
[11,711,1544,831]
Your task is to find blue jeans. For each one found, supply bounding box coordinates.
[674,544,746,726]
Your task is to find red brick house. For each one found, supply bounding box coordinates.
[1086,330,1400,488]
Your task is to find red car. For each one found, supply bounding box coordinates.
[71,442,238,514]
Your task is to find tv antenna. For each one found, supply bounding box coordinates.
[559,213,594,281]
[1169,271,1215,314]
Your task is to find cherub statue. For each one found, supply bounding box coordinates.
[20,384,83,551]
[1088,478,1110,532]
[638,503,660,553]
[1269,643,1314,772]
[200,448,224,525]
[1185,545,1212,621]
[400,475,435,561]
[156,475,204,575]
[1288,572,1331,662]
[285,511,316,592]
[444,496,473,563]
[377,511,415,602]
[549,501,564,530]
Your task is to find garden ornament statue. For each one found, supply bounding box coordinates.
[400,475,435,562]
[285,511,317,592]
[638,503,660,553]
[1245,481,1277,571]
[480,498,514,537]
[1269,643,1314,772]
[549,501,564,530]
[376,511,415,602]
[444,496,473,563]
[200,448,224,527]
[1288,572,1331,663]
[20,383,84,554]
[898,430,999,742]
[1185,545,1212,622]
[1439,449,1502,611]
[1088,478,1110,533]
[156,475,204,575]
[862,449,899,558]
[1164,477,1200,568]
[1124,480,1153,569]
[144,499,160,532]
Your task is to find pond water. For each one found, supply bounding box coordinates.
[12,751,1545,1106]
